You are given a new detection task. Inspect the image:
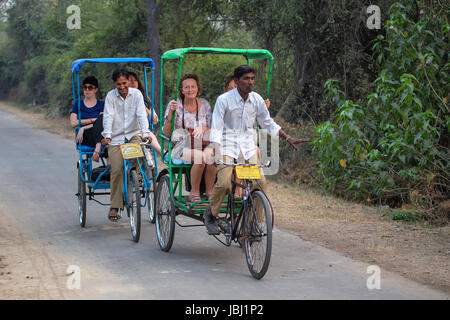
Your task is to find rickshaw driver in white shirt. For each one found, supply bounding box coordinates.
[204,65,310,235]
[101,68,151,222]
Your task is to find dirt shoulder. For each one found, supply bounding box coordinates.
[0,204,78,299]
[1,101,449,296]
[267,182,449,294]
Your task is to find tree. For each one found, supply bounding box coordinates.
[231,0,392,123]
[146,0,161,116]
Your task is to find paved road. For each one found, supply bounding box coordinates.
[0,108,448,300]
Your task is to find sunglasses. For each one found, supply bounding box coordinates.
[82,85,96,91]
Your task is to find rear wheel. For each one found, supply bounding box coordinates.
[128,170,141,242]
[155,175,175,252]
[243,190,272,279]
[77,163,87,228]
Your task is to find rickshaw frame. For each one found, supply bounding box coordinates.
[155,47,275,278]
[71,57,158,240]
[158,47,273,215]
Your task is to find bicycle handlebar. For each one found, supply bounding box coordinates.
[104,140,150,146]
[217,159,271,168]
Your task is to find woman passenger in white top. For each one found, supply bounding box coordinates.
[163,73,216,202]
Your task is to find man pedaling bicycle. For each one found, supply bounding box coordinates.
[101,68,152,222]
[204,65,310,235]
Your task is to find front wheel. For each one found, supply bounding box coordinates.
[243,190,272,279]
[128,170,141,242]
[77,163,87,228]
[155,175,175,252]
[146,167,156,223]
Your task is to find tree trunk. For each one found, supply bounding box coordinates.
[146,0,162,117]
[276,28,309,120]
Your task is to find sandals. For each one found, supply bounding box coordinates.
[189,194,202,203]
[108,208,121,222]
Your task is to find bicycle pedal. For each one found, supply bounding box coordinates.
[217,219,230,232]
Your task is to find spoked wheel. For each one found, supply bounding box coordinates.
[155,175,175,252]
[77,163,87,228]
[243,190,272,279]
[146,167,156,223]
[127,170,141,242]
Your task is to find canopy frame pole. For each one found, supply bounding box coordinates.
[265,57,274,100]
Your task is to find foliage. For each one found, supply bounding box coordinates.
[230,0,394,124]
[312,1,449,220]
[388,209,423,223]
[0,0,239,115]
[0,0,448,219]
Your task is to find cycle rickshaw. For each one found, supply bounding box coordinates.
[155,48,275,279]
[72,58,158,242]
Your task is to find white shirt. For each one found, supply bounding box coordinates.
[210,88,281,160]
[102,87,150,145]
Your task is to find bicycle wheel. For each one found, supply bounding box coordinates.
[146,167,156,223]
[243,190,272,279]
[155,175,175,252]
[77,163,87,228]
[128,170,141,242]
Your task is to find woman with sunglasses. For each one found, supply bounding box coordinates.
[69,76,105,162]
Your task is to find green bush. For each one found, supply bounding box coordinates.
[312,2,449,220]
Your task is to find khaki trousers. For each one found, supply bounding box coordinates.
[209,152,267,217]
[107,135,142,209]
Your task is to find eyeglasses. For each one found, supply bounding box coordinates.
[82,85,96,91]
[182,85,197,91]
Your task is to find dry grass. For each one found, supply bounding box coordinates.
[0,101,74,141]
[267,182,450,294]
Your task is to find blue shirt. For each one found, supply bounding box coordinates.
[71,100,105,119]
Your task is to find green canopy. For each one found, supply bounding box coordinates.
[159,47,274,167]
[161,47,273,61]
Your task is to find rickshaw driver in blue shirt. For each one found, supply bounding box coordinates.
[205,65,310,235]
[101,68,151,222]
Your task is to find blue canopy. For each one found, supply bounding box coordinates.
[71,58,155,73]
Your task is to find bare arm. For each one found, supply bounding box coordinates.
[146,108,159,124]
[69,113,96,129]
[279,129,311,151]
[101,93,115,139]
[163,101,178,137]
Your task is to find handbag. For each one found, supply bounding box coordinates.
[170,128,190,159]
[182,98,210,150]
[188,128,210,150]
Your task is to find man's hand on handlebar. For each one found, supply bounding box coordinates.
[101,138,111,146]
[142,136,152,144]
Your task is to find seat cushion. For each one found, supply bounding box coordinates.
[76,144,96,153]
